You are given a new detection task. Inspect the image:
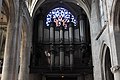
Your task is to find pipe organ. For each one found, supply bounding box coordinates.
[31,8,92,73]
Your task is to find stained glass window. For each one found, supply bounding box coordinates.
[46,7,77,29]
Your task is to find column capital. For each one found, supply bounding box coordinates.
[111,65,120,73]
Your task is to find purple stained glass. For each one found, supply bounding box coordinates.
[46,7,77,29]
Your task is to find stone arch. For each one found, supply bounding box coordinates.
[31,0,91,21]
[100,44,114,80]
[1,0,21,80]
[75,0,91,20]
[31,0,93,80]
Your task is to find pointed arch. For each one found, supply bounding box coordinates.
[31,0,91,21]
[100,43,114,80]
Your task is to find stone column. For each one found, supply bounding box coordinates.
[68,22,74,68]
[1,3,20,80]
[1,23,17,80]
[60,25,64,69]
[14,16,23,80]
[79,14,86,42]
[49,22,55,67]
[18,30,30,80]
[111,65,120,80]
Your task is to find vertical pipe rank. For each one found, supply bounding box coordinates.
[60,24,64,70]
[49,21,55,68]
[79,14,86,43]
[68,21,74,68]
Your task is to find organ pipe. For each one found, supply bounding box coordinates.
[79,14,86,42]
[60,24,64,69]
[50,22,55,67]
[68,22,74,68]
[38,15,43,42]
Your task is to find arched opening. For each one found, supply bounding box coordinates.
[104,47,114,80]
[30,1,93,80]
[101,45,114,80]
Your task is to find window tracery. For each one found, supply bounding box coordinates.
[46,7,77,29]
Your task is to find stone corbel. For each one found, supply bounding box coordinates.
[111,65,120,73]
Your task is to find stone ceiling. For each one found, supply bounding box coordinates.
[30,0,92,17]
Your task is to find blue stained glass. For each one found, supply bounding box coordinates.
[46,7,77,29]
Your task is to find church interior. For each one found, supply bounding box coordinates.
[0,0,120,80]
